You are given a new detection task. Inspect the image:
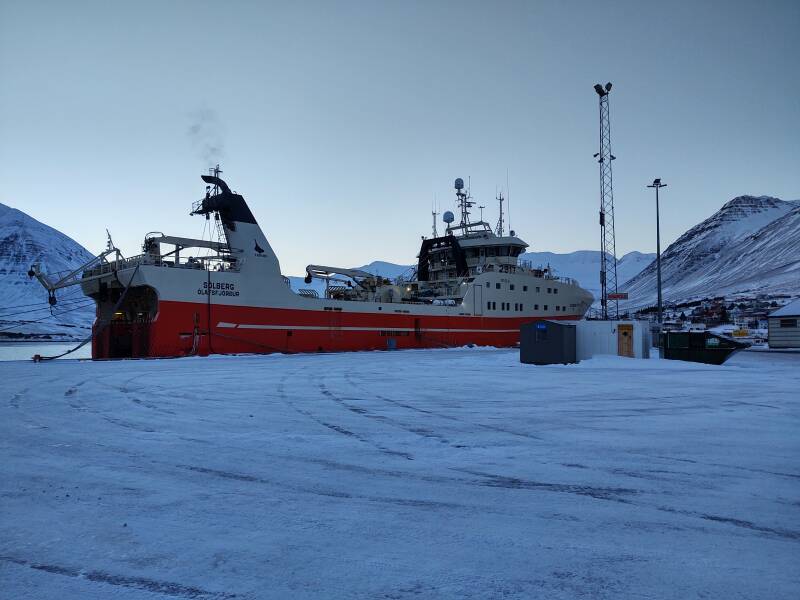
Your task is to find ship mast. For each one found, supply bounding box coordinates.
[495,191,505,236]
[431,207,439,238]
[208,164,223,193]
[208,164,225,243]
[455,177,474,227]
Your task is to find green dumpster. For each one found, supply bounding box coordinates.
[660,331,749,365]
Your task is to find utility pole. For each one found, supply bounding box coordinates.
[647,178,667,325]
[593,82,619,320]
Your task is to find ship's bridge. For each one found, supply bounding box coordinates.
[417,224,529,282]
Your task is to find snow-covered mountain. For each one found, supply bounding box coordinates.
[0,203,95,338]
[355,260,415,280]
[520,250,655,299]
[622,195,800,306]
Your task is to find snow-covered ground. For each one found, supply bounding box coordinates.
[2,349,798,599]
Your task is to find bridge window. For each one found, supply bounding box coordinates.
[496,283,501,289]
[510,284,515,291]
[523,285,528,292]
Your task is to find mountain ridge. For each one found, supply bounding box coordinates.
[622,195,799,305]
[0,202,95,337]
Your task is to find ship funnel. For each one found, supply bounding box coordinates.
[201,175,231,195]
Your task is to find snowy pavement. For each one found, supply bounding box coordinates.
[2,349,799,599]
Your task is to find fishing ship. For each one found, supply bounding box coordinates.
[31,171,593,359]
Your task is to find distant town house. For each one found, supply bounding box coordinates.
[768,299,800,349]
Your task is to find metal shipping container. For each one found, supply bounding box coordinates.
[520,321,577,365]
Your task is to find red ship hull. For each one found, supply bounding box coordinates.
[92,300,582,359]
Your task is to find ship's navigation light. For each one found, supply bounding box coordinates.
[304,272,312,284]
[442,211,455,224]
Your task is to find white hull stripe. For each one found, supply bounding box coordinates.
[217,322,525,334]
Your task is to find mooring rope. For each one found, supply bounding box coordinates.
[33,264,142,362]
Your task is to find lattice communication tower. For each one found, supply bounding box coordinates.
[594,82,619,319]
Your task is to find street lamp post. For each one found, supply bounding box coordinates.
[647,178,667,325]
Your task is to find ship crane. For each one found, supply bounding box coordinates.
[28,232,124,306]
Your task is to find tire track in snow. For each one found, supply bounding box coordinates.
[451,467,640,503]
[276,367,414,460]
[8,387,27,409]
[177,465,470,511]
[317,378,455,446]
[5,387,50,430]
[342,369,545,442]
[61,381,159,433]
[0,555,238,599]
[654,506,800,541]
[97,376,178,416]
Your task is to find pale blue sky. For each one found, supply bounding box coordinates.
[1,0,798,275]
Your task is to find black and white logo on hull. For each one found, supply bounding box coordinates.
[254,239,264,254]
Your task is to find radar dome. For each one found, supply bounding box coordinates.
[454,178,464,190]
[443,211,455,224]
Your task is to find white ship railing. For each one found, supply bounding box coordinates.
[82,253,236,279]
